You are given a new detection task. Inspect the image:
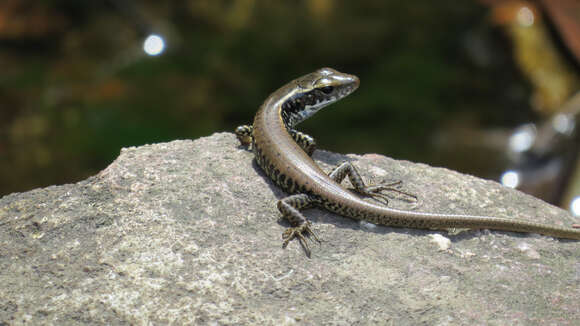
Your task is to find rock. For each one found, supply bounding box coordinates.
[1,132,579,325]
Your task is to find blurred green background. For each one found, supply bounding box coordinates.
[0,0,559,197]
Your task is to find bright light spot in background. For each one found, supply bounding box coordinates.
[509,124,536,153]
[517,6,534,27]
[570,197,580,216]
[552,113,575,135]
[143,34,165,56]
[500,170,520,188]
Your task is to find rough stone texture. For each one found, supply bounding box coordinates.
[1,132,579,325]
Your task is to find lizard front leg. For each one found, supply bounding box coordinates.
[289,129,316,156]
[235,125,254,147]
[236,125,316,156]
[328,161,417,205]
[278,193,320,257]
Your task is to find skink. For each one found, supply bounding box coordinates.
[236,67,580,255]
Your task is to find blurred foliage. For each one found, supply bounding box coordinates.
[490,1,580,115]
[0,0,549,195]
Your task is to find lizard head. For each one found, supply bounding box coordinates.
[281,67,360,127]
[297,67,360,96]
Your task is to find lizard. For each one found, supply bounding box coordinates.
[235,67,580,256]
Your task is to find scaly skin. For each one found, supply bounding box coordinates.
[236,67,580,255]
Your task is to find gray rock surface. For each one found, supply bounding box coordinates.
[1,132,579,325]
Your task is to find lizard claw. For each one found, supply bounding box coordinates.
[282,222,320,257]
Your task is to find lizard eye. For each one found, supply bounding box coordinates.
[319,86,334,94]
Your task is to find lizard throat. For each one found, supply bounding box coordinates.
[280,91,335,128]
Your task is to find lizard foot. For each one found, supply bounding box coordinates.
[329,162,417,206]
[355,180,418,206]
[282,222,320,257]
[235,125,253,148]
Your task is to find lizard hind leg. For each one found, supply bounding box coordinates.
[328,161,418,205]
[277,194,320,257]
